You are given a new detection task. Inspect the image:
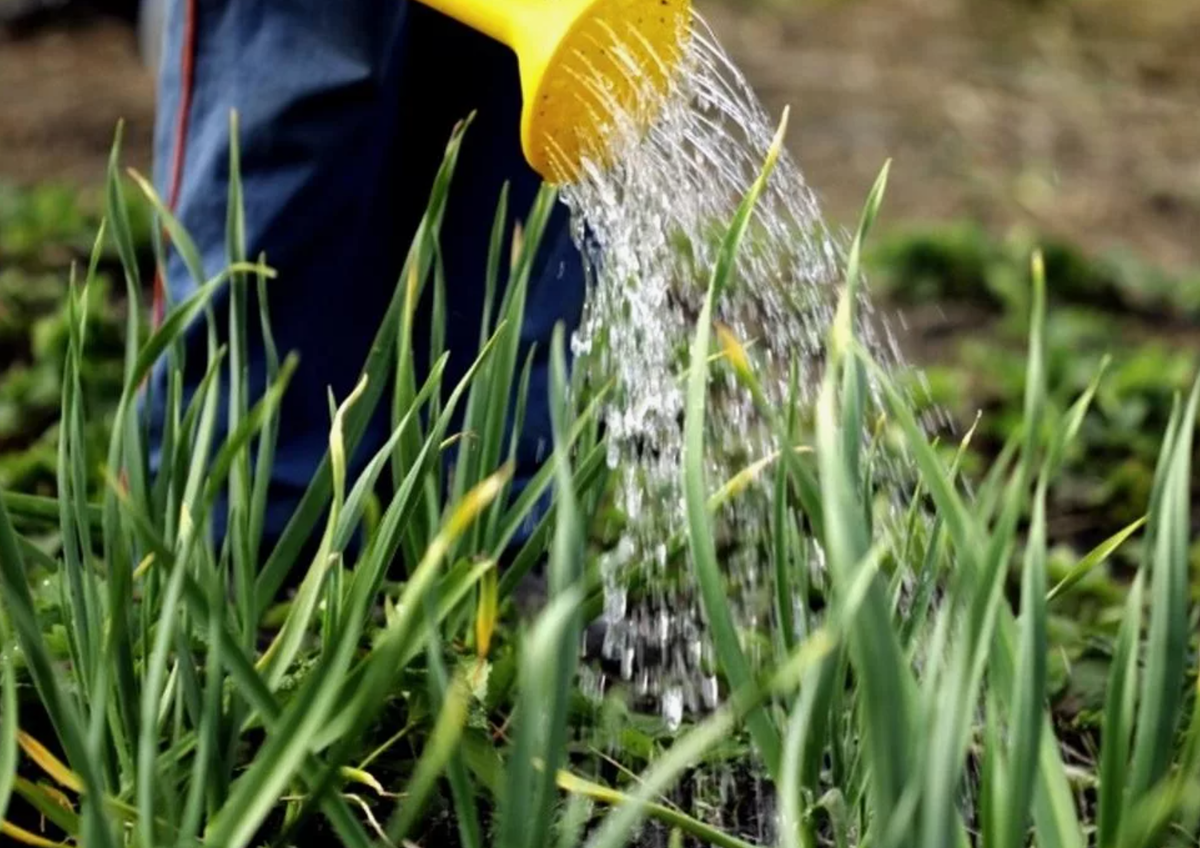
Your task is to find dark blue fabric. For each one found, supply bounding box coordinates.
[147,0,586,555]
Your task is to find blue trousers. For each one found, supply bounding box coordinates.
[147,0,587,553]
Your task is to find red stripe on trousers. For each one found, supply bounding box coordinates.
[152,0,198,329]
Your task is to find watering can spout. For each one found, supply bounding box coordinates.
[416,0,692,184]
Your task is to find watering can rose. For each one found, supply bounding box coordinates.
[416,0,692,182]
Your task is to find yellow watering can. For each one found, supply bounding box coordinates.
[416,0,692,183]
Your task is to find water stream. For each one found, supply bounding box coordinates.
[560,12,912,735]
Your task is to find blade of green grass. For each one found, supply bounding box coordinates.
[105,122,143,387]
[257,375,369,690]
[818,358,914,837]
[128,168,205,289]
[481,343,536,551]
[491,383,611,571]
[860,333,1084,848]
[0,610,16,824]
[254,116,473,614]
[176,561,226,846]
[1047,516,1146,604]
[496,439,608,603]
[1128,375,1200,802]
[137,324,226,847]
[586,628,836,848]
[682,108,789,781]
[248,255,281,567]
[392,256,431,562]
[474,188,557,555]
[0,495,115,848]
[1043,355,1110,480]
[499,324,583,848]
[1020,251,1049,483]
[1002,479,1048,848]
[334,355,448,552]
[57,279,95,706]
[772,364,801,656]
[67,262,105,699]
[224,110,256,649]
[820,161,915,836]
[211,461,514,848]
[541,325,586,842]
[558,771,758,848]
[500,587,583,848]
[980,695,1005,848]
[420,599,484,848]
[1000,621,1085,848]
[11,776,81,835]
[1097,570,1145,848]
[451,184,509,523]
[0,493,99,529]
[779,657,833,848]
[387,675,471,843]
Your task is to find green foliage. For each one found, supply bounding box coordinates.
[0,116,1196,848]
[874,220,1200,625]
[0,178,151,497]
[870,221,1200,320]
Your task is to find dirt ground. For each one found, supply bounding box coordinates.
[0,18,154,185]
[1,0,1198,270]
[703,0,1200,271]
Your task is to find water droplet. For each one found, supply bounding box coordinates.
[662,686,684,730]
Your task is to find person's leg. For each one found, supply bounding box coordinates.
[148,0,422,552]
[147,0,586,569]
[398,5,587,498]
